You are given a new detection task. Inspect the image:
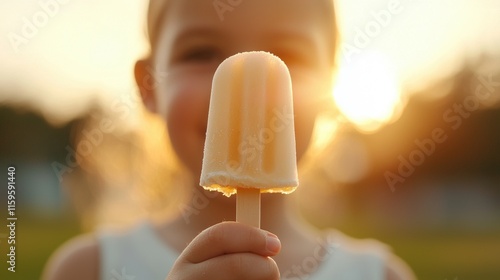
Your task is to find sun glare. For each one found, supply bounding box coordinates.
[333,52,403,133]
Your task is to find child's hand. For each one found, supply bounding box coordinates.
[165,222,281,280]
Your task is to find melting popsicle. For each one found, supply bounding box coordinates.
[200,51,298,227]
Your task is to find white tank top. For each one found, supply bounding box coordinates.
[98,221,389,280]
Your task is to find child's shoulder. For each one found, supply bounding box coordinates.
[42,222,155,280]
[42,233,100,280]
[322,229,416,280]
[325,229,390,256]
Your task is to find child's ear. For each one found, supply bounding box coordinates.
[135,59,157,112]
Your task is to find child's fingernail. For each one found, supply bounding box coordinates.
[265,232,281,254]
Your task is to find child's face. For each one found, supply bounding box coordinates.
[147,0,334,176]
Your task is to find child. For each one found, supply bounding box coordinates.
[43,0,416,279]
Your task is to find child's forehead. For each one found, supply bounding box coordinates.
[148,0,334,46]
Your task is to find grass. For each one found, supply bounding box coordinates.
[2,209,499,279]
[334,223,500,279]
[0,210,81,280]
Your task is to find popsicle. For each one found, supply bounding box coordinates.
[200,51,298,227]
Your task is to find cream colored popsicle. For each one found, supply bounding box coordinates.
[200,51,298,227]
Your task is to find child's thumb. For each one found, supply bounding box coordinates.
[181,221,281,264]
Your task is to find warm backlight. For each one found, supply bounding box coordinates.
[333,52,403,133]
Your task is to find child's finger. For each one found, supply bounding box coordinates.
[183,253,280,280]
[181,222,281,264]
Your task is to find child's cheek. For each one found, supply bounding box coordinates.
[164,71,213,171]
[291,72,331,159]
[164,69,213,125]
[293,93,318,159]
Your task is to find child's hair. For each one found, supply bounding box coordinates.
[144,0,340,69]
[146,0,170,51]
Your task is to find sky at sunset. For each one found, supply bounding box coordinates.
[1,0,499,127]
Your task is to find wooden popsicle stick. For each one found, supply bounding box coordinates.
[236,188,261,228]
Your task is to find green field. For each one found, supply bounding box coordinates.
[1,211,499,279]
[335,224,500,279]
[0,211,80,280]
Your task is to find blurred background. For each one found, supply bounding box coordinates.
[1,0,499,279]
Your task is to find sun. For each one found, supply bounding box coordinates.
[332,51,404,133]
